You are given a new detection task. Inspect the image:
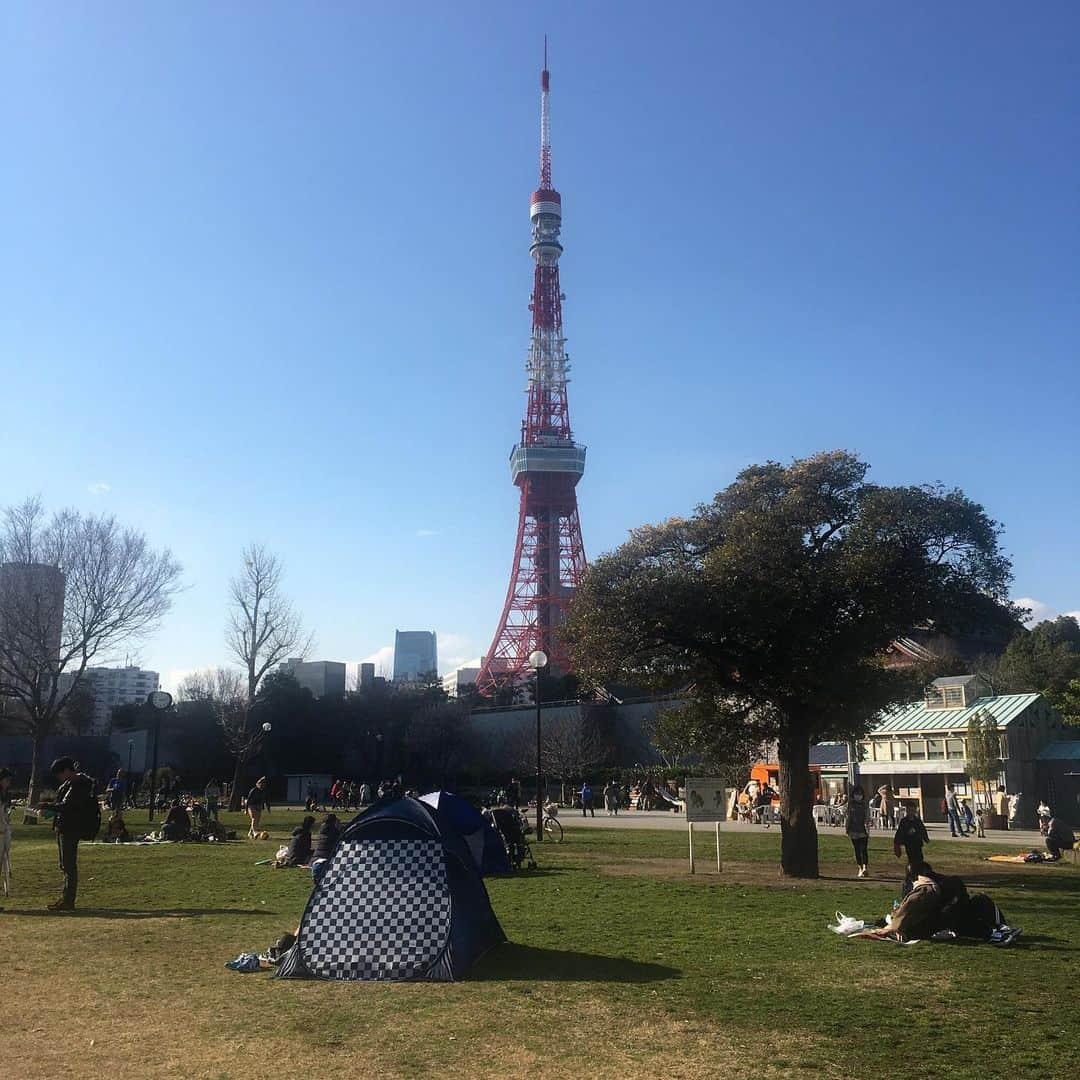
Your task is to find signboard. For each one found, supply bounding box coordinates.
[685,778,727,822]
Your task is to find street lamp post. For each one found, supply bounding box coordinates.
[146,690,173,823]
[528,650,548,843]
[126,737,134,807]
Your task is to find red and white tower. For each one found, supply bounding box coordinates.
[476,54,587,696]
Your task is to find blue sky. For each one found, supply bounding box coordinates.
[3,2,1077,689]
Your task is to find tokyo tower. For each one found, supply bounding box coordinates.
[476,51,587,697]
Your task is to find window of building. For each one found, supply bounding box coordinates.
[946,738,965,760]
[908,740,927,761]
[871,741,889,762]
[927,739,945,760]
[943,686,964,707]
[890,741,908,761]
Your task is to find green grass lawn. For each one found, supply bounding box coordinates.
[3,810,1077,1078]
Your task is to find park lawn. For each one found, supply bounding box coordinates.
[2,812,1077,1079]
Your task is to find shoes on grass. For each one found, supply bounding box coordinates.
[225,952,262,972]
[989,926,1023,947]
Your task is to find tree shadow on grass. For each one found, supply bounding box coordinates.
[471,942,679,983]
[0,907,273,919]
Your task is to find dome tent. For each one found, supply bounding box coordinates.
[276,796,505,982]
[420,790,511,876]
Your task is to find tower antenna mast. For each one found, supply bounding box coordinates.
[477,46,588,697]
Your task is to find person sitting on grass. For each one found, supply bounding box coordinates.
[313,813,342,863]
[274,815,316,867]
[1041,814,1075,860]
[105,812,131,844]
[921,860,1022,946]
[161,798,191,842]
[854,865,941,942]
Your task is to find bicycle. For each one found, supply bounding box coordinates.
[541,807,563,843]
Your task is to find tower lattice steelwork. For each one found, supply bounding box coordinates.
[476,55,587,697]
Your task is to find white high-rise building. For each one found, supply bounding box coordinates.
[393,630,438,683]
[442,667,480,698]
[75,666,160,735]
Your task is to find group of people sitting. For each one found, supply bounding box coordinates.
[856,860,1021,946]
[271,812,343,869]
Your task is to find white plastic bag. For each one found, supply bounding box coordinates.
[829,911,867,935]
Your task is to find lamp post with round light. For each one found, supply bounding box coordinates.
[146,690,173,823]
[528,650,548,842]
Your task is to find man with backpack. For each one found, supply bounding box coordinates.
[47,756,99,911]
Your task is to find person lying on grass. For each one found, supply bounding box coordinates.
[854,860,1021,946]
[274,815,316,868]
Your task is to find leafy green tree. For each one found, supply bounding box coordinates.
[966,708,1001,810]
[563,451,1019,877]
[647,701,766,789]
[994,616,1080,711]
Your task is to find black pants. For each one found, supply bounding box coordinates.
[851,836,868,865]
[582,798,594,817]
[57,832,79,905]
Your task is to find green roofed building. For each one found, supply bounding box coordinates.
[856,676,1068,827]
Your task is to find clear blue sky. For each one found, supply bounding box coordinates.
[3,2,1077,689]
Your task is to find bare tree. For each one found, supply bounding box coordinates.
[224,545,310,808]
[0,498,181,804]
[542,712,607,803]
[226,544,311,705]
[176,667,263,804]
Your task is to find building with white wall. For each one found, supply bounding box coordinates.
[76,666,160,735]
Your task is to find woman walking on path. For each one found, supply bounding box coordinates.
[246,776,269,838]
[845,784,870,878]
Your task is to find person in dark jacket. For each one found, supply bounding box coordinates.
[844,785,870,878]
[246,777,268,838]
[894,805,930,892]
[313,814,342,862]
[47,756,95,911]
[161,798,191,841]
[1042,815,1075,860]
[276,815,316,867]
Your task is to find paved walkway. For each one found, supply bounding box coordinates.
[557,810,1045,848]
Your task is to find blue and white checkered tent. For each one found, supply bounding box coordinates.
[276,796,505,982]
[420,790,511,876]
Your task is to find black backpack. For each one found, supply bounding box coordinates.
[65,775,101,840]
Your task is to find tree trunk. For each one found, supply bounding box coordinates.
[227,754,245,812]
[25,728,46,820]
[777,727,819,878]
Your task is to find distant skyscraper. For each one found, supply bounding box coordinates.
[279,658,347,699]
[0,561,66,699]
[392,630,438,683]
[359,662,376,689]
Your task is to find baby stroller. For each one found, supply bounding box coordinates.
[485,805,536,871]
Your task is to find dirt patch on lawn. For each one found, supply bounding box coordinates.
[594,856,908,889]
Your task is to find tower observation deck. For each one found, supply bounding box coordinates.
[476,54,588,697]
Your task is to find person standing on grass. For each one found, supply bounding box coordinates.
[845,784,870,878]
[0,768,13,900]
[246,776,269,838]
[580,781,595,818]
[47,756,96,911]
[204,778,221,820]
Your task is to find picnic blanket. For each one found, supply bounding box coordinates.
[985,850,1056,864]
